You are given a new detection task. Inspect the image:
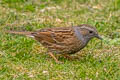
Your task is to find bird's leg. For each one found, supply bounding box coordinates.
[62,54,73,60]
[48,52,62,63]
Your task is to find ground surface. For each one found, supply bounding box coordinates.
[0,0,120,80]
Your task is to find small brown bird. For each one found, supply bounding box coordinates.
[6,24,102,63]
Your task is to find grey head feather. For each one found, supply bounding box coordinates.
[80,25,98,34]
[73,27,85,43]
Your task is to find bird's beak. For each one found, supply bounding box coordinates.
[96,35,103,40]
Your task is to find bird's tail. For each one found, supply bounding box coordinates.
[6,31,34,38]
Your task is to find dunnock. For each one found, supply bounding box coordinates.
[6,24,102,63]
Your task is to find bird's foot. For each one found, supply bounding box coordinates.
[55,61,63,64]
[63,54,80,60]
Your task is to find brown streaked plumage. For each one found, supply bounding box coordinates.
[6,24,102,63]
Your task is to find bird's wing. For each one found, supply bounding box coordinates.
[31,27,76,49]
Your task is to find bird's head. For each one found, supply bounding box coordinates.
[74,24,102,43]
[79,24,102,41]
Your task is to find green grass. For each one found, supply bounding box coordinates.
[0,0,120,79]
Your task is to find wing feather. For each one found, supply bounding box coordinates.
[32,27,74,45]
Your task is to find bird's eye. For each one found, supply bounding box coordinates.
[89,31,93,33]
